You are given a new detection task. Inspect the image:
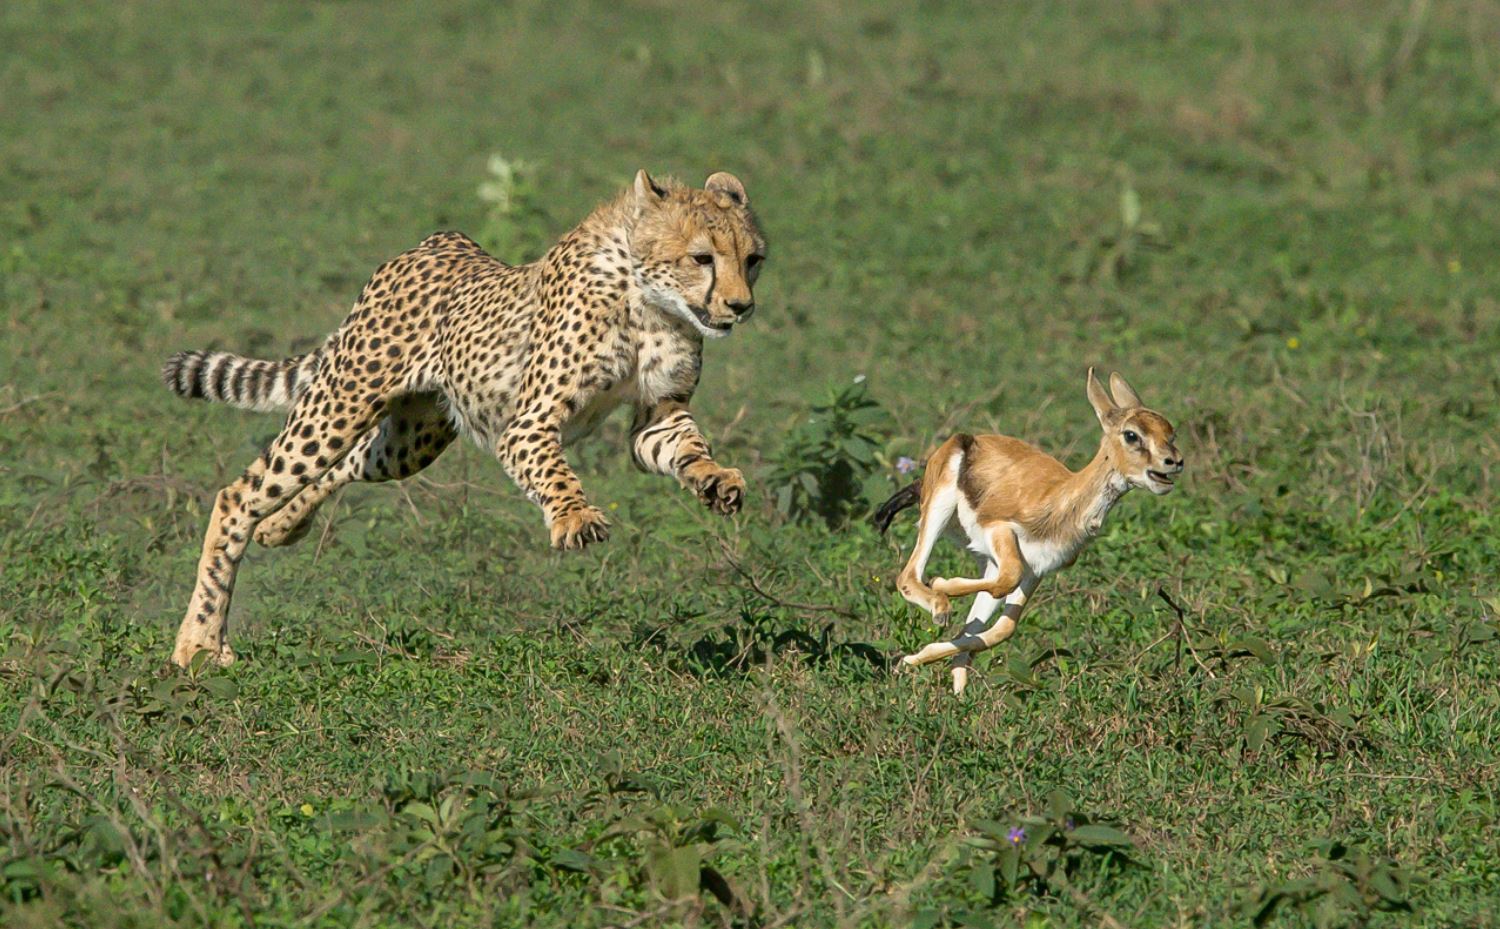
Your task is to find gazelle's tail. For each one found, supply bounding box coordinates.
[872,481,921,534]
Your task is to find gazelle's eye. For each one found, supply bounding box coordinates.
[692,253,714,266]
[1123,430,1139,445]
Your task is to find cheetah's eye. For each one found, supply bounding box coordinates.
[746,254,764,269]
[1123,430,1140,445]
[691,253,714,266]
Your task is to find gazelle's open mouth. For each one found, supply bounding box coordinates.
[1147,469,1176,485]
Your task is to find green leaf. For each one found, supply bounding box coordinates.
[423,854,453,890]
[998,843,1020,888]
[696,805,742,833]
[969,860,995,899]
[971,818,1009,839]
[910,910,942,929]
[646,843,702,901]
[197,676,238,699]
[549,848,598,873]
[1245,714,1274,753]
[1369,868,1405,903]
[1066,825,1133,847]
[1228,637,1274,663]
[1046,789,1074,821]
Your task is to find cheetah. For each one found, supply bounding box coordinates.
[161,170,766,668]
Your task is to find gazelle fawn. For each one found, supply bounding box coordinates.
[874,368,1183,694]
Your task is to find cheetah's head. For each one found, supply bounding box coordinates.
[629,169,767,340]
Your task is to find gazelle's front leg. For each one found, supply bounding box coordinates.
[630,400,744,515]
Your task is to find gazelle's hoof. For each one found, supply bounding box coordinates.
[950,666,969,695]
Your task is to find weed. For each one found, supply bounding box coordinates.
[767,378,891,527]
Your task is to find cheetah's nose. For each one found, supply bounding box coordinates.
[727,298,754,320]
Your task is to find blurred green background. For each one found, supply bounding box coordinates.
[2,1,1497,926]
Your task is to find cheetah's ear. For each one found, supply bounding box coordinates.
[705,172,748,206]
[634,169,667,204]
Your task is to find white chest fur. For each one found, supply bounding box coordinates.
[952,482,1122,579]
[559,320,700,445]
[1015,529,1085,576]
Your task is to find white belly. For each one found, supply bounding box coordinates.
[953,495,1082,577]
[1015,530,1081,576]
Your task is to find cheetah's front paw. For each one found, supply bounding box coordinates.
[550,506,611,551]
[692,466,745,515]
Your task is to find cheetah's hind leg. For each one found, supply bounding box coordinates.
[171,369,401,668]
[254,393,457,547]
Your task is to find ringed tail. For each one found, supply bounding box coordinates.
[160,346,323,413]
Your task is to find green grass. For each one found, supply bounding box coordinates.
[3,0,1499,925]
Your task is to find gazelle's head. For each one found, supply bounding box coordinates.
[1086,368,1183,495]
[629,169,767,339]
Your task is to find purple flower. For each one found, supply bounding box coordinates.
[1006,827,1026,846]
[896,456,917,475]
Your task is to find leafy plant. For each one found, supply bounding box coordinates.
[1224,685,1368,757]
[1065,172,1168,284]
[475,154,553,262]
[1246,840,1413,928]
[767,378,891,527]
[327,768,551,898]
[599,803,749,915]
[952,791,1139,911]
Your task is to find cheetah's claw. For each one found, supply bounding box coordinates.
[550,506,611,551]
[694,466,745,516]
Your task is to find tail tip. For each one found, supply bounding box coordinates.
[160,350,202,398]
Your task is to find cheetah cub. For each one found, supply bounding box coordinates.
[161,170,766,667]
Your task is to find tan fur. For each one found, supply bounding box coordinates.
[892,369,1183,694]
[164,170,766,668]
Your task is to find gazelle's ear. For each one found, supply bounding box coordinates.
[704,171,748,206]
[1086,367,1117,424]
[1108,371,1143,409]
[634,169,666,204]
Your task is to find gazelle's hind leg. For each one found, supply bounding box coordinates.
[170,376,391,668]
[254,393,456,547]
[901,526,1032,693]
[947,555,1002,694]
[895,458,961,623]
[902,576,1038,680]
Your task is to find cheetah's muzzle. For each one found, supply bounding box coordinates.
[690,305,735,333]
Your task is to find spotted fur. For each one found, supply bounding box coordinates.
[166,170,767,667]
